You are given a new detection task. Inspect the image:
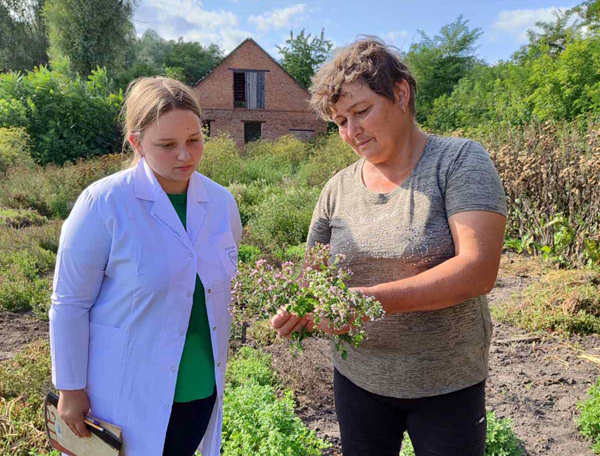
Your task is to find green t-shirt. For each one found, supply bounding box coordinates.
[167,192,215,402]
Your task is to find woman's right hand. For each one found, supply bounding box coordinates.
[58,389,92,438]
[270,307,313,338]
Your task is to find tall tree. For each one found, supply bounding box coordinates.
[405,15,483,123]
[163,39,223,85]
[277,29,333,89]
[0,0,49,72]
[43,0,139,76]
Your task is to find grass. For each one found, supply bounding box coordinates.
[0,340,54,456]
[577,377,600,454]
[491,269,600,336]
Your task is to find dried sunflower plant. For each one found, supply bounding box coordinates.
[230,243,385,359]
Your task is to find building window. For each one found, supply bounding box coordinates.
[233,71,265,109]
[244,122,262,143]
[202,120,212,138]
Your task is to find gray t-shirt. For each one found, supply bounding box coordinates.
[307,134,507,398]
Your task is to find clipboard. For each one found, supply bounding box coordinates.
[45,391,123,456]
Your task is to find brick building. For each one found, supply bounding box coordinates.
[193,38,327,149]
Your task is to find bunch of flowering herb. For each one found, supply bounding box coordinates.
[231,243,385,359]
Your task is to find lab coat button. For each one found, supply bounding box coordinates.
[180,331,185,336]
[217,362,221,367]
[212,326,217,331]
[163,404,169,410]
[207,289,212,293]
[190,253,194,257]
[171,366,177,373]
[187,292,192,297]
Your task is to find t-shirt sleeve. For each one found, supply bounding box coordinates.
[444,140,507,218]
[306,185,332,248]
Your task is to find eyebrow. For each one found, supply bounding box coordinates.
[155,130,202,141]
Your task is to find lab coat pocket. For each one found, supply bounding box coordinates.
[86,322,125,421]
[210,231,238,277]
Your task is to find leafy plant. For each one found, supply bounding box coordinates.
[577,377,600,453]
[231,244,385,359]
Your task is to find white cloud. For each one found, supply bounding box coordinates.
[134,0,253,52]
[382,30,409,47]
[248,4,307,33]
[492,7,569,43]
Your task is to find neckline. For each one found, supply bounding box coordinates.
[166,192,187,204]
[357,134,433,198]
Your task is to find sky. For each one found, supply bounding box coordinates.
[133,0,582,64]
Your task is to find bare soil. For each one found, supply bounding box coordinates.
[1,253,599,455]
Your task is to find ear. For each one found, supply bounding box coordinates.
[393,80,410,111]
[128,133,142,156]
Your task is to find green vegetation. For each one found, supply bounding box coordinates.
[223,347,329,455]
[577,377,600,453]
[492,269,600,335]
[0,340,54,456]
[398,412,522,456]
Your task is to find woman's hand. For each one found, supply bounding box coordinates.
[270,307,313,338]
[58,389,92,438]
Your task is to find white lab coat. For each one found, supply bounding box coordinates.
[49,158,242,456]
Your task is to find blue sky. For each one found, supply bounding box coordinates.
[133,0,581,64]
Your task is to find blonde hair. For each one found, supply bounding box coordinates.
[121,76,203,167]
[309,36,417,121]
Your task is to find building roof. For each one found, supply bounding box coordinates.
[192,38,310,95]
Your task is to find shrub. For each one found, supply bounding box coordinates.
[577,377,600,453]
[0,154,125,219]
[227,180,280,226]
[199,134,243,186]
[238,244,262,264]
[245,135,310,168]
[295,133,357,187]
[222,347,329,456]
[0,208,47,229]
[246,186,320,253]
[491,269,600,335]
[0,340,55,456]
[0,66,123,165]
[0,127,35,174]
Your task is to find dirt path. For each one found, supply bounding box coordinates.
[1,254,599,455]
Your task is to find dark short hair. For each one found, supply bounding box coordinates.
[309,36,417,120]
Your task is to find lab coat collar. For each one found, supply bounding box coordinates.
[133,159,208,251]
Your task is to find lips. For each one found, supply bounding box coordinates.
[176,165,192,171]
[357,138,373,147]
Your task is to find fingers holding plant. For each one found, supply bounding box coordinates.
[232,244,386,358]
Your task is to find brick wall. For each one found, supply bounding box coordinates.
[194,39,327,149]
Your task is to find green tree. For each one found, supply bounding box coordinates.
[0,0,49,72]
[43,0,139,76]
[162,39,223,85]
[277,29,333,89]
[405,15,483,123]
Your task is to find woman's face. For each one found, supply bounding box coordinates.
[130,109,204,194]
[331,81,408,165]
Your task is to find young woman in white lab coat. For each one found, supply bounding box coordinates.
[50,77,242,456]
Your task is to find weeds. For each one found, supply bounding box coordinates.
[577,377,600,454]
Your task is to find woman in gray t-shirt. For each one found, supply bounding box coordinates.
[272,37,507,456]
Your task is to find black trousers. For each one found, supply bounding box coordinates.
[162,389,217,456]
[334,369,487,456]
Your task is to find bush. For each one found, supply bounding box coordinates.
[577,377,600,453]
[0,66,123,165]
[398,411,522,456]
[222,347,329,456]
[238,244,261,264]
[0,154,125,219]
[295,133,357,188]
[246,186,320,253]
[245,135,309,168]
[227,180,280,226]
[199,134,243,186]
[0,127,35,174]
[491,269,600,335]
[0,340,55,456]
[0,208,47,229]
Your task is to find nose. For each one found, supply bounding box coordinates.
[347,117,363,140]
[176,146,191,162]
